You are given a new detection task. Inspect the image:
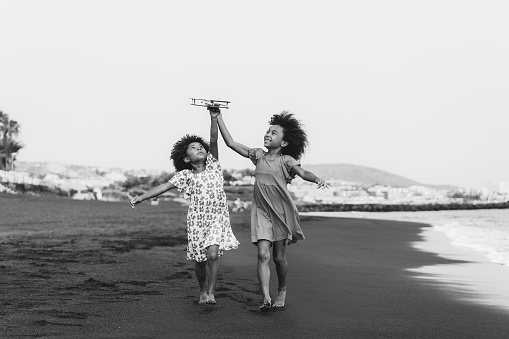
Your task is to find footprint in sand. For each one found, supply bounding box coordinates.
[168,271,193,280]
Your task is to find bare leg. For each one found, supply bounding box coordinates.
[257,240,272,308]
[206,245,219,304]
[272,239,287,308]
[195,261,208,304]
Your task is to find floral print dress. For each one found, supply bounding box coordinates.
[169,154,239,262]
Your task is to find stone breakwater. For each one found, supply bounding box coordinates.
[297,201,509,213]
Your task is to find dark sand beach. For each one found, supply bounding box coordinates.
[1,194,509,338]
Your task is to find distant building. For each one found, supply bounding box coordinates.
[100,189,130,202]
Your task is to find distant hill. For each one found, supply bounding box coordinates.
[303,163,457,189]
[14,161,164,179]
[14,160,457,190]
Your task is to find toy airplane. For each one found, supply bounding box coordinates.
[190,98,230,109]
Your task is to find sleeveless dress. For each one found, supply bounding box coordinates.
[249,148,305,244]
[169,154,239,262]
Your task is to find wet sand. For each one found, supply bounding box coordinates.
[1,194,509,338]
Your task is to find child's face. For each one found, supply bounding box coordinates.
[185,142,208,163]
[264,125,287,149]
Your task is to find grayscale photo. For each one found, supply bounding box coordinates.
[1,1,509,337]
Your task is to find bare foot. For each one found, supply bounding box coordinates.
[206,294,216,304]
[198,291,208,304]
[259,299,271,310]
[273,289,286,308]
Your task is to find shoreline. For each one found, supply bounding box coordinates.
[301,211,509,312]
[297,201,509,212]
[3,195,509,337]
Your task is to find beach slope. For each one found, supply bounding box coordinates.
[1,195,509,338]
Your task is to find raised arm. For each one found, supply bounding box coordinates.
[130,181,175,208]
[208,108,219,160]
[216,113,250,158]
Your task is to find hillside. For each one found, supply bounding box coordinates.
[14,161,457,190]
[302,163,456,189]
[14,161,163,178]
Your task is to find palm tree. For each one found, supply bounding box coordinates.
[0,140,23,171]
[0,111,23,171]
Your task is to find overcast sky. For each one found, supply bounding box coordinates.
[1,0,507,189]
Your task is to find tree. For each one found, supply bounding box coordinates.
[0,111,23,171]
[0,140,23,170]
[222,169,235,183]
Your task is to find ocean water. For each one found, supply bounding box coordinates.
[302,209,509,311]
[301,209,509,270]
[429,209,509,269]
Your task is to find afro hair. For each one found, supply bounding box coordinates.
[170,134,210,171]
[269,111,308,160]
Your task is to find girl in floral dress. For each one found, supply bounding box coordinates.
[215,110,327,310]
[130,111,239,305]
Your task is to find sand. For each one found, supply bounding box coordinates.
[1,195,509,338]
[303,210,509,311]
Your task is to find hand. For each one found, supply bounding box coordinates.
[207,106,221,118]
[130,196,141,209]
[315,177,329,189]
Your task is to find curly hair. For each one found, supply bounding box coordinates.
[269,111,308,160]
[170,134,210,171]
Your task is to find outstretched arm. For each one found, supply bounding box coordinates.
[130,182,175,208]
[291,166,329,189]
[208,107,219,160]
[216,113,250,158]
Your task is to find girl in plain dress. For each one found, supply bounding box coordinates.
[213,109,327,309]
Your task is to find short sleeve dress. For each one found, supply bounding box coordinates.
[169,154,239,262]
[249,148,305,244]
